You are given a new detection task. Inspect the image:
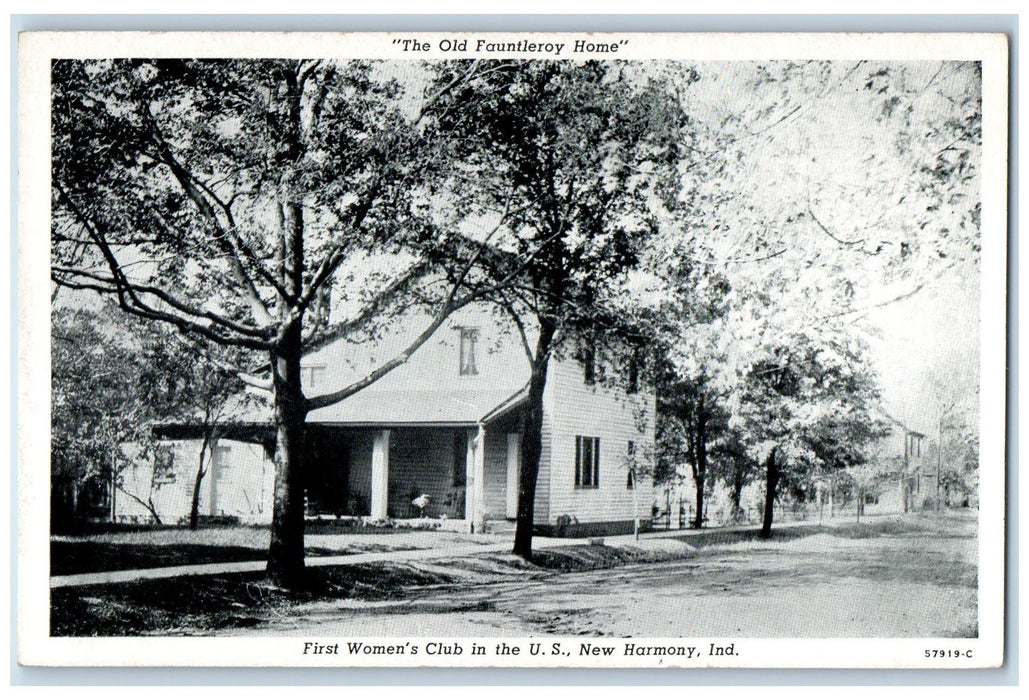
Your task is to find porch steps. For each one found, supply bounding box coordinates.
[482,519,516,535]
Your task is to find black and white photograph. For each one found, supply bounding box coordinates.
[17,31,1007,668]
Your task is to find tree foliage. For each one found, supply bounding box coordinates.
[431,61,690,556]
[648,60,980,534]
[51,304,245,527]
[51,307,146,492]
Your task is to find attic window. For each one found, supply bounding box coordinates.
[906,433,923,458]
[459,327,479,376]
[627,351,640,394]
[579,341,597,385]
[301,365,326,388]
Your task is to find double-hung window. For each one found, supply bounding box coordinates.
[213,445,231,483]
[575,436,600,489]
[153,446,176,485]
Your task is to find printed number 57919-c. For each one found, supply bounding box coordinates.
[924,649,974,659]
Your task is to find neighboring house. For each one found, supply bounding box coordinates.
[863,414,934,514]
[117,306,656,536]
[117,439,274,525]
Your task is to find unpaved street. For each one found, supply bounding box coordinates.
[231,513,978,638]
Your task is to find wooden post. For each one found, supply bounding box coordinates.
[110,450,117,523]
[208,437,221,517]
[371,430,390,520]
[470,425,486,532]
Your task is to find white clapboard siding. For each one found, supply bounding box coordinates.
[534,414,552,523]
[300,306,529,400]
[542,360,655,526]
[115,439,274,525]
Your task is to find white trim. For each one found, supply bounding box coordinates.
[506,433,520,519]
[370,430,390,520]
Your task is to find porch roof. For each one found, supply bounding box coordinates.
[307,385,527,427]
[155,381,528,438]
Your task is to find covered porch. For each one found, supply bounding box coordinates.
[304,407,523,532]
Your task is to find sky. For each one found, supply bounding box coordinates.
[867,264,981,435]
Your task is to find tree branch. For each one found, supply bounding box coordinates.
[153,138,277,326]
[53,185,272,351]
[818,282,928,321]
[806,203,865,247]
[304,295,470,412]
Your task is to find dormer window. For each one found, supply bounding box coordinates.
[459,327,479,376]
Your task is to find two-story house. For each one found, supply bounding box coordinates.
[117,305,656,536]
[862,413,932,514]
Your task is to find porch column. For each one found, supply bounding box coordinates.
[506,433,520,519]
[371,430,390,520]
[465,426,486,532]
[208,437,220,517]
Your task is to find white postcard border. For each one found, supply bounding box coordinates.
[17,30,1010,670]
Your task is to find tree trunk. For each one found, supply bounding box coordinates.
[693,478,705,530]
[115,485,163,525]
[188,430,213,530]
[692,407,707,529]
[267,102,309,588]
[513,320,557,560]
[266,325,309,588]
[731,466,745,522]
[760,446,779,539]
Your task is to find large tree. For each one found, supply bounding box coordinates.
[50,59,530,586]
[655,371,729,529]
[431,61,690,558]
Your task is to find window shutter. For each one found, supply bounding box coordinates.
[593,438,600,487]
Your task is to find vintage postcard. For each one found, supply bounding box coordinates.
[17,31,1008,669]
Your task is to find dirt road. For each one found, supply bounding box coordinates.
[230,513,978,638]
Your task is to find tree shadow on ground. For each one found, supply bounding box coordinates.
[50,541,409,575]
[50,560,459,636]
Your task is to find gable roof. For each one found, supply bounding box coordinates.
[875,406,928,438]
[156,305,534,436]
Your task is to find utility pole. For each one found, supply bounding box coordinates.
[937,416,942,511]
[937,401,954,512]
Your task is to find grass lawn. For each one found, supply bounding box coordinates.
[50,525,442,576]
